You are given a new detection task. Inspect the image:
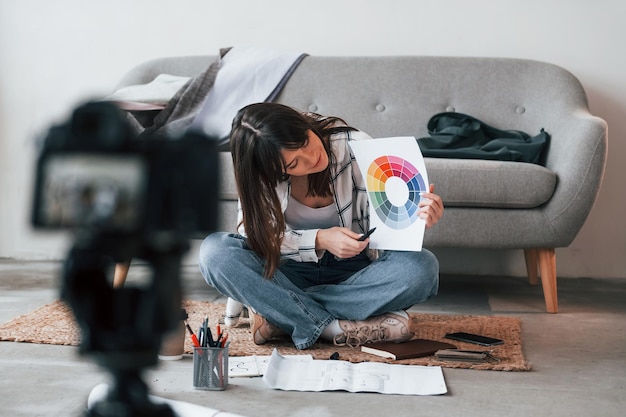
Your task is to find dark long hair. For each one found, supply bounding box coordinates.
[230,102,354,278]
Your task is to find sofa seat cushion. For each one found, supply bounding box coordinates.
[219,153,557,209]
[425,158,557,209]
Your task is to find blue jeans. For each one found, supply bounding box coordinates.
[198,232,439,349]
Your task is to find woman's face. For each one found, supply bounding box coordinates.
[281,130,329,177]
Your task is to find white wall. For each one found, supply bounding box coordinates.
[1,0,624,278]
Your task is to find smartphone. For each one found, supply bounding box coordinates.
[445,332,504,346]
[358,227,376,241]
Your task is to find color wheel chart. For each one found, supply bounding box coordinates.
[349,136,428,251]
[367,155,427,229]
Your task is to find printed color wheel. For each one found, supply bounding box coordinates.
[367,155,426,229]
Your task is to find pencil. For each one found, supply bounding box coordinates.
[220,333,229,348]
[184,320,201,348]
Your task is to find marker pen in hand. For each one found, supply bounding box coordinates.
[358,227,376,241]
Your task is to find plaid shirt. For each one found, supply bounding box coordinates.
[237,123,375,263]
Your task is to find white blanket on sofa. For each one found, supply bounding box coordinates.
[191,45,306,139]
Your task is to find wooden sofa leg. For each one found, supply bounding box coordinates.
[537,248,558,313]
[524,249,539,285]
[113,260,131,288]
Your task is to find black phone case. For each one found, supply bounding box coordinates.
[444,332,504,346]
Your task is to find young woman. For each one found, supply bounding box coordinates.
[199,103,444,350]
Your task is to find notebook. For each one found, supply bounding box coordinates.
[361,338,457,360]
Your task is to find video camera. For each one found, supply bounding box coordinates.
[31,101,220,417]
[32,101,219,247]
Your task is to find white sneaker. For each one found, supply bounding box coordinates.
[334,311,413,347]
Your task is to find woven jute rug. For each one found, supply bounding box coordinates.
[0,300,530,371]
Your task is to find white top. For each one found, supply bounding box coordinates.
[284,195,340,230]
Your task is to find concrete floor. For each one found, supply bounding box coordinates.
[1,259,625,417]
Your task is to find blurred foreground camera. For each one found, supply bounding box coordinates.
[31,101,220,417]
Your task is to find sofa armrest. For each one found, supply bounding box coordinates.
[541,111,608,245]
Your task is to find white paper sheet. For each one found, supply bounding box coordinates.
[348,136,429,251]
[262,349,447,396]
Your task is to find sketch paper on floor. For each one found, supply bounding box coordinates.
[263,349,447,396]
[349,136,429,251]
[229,354,313,377]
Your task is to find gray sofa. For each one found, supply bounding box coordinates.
[116,55,608,313]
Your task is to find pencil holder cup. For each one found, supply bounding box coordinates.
[192,346,229,390]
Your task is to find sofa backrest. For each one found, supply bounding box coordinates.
[117,55,588,143]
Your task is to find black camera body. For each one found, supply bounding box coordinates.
[32,101,219,253]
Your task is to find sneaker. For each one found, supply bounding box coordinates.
[250,311,286,345]
[334,311,414,347]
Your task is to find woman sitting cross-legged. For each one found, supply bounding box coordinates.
[198,102,443,350]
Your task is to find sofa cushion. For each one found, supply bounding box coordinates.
[426,158,556,208]
[219,152,556,210]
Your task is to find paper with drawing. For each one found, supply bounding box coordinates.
[229,354,313,377]
[262,349,447,396]
[349,136,429,251]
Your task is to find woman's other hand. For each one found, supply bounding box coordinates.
[418,184,444,228]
